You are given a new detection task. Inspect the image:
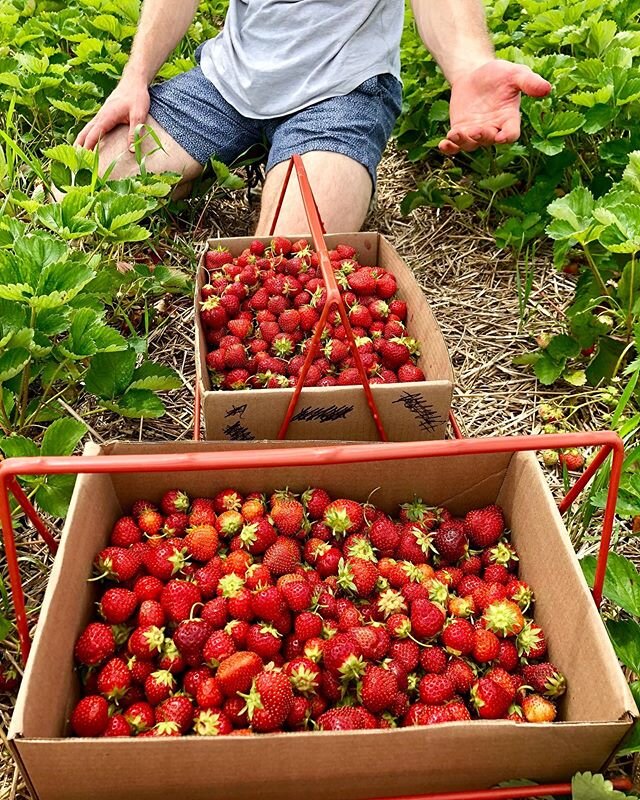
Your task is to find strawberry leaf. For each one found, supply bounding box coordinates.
[581,552,640,616]
[617,681,640,754]
[40,417,87,457]
[572,772,630,800]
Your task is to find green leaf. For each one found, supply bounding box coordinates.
[583,104,619,135]
[477,172,518,192]
[129,361,182,392]
[570,85,614,108]
[0,616,11,643]
[84,349,136,399]
[623,151,640,192]
[572,772,630,800]
[0,348,30,383]
[547,334,581,360]
[606,619,640,673]
[533,351,565,384]
[35,474,77,518]
[211,160,244,191]
[101,389,165,418]
[0,435,38,459]
[582,553,640,616]
[586,337,627,385]
[586,19,618,56]
[546,187,598,243]
[563,368,587,386]
[618,682,640,754]
[40,417,87,457]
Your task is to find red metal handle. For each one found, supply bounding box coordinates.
[269,155,388,441]
[0,431,623,664]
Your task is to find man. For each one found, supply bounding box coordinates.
[76,0,551,234]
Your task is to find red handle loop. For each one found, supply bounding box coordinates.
[269,155,388,441]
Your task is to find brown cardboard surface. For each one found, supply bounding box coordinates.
[10,442,636,800]
[195,232,454,441]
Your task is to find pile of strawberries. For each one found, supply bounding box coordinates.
[200,238,425,390]
[69,488,566,738]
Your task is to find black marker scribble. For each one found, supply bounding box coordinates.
[392,392,441,432]
[225,403,248,419]
[291,405,354,423]
[223,421,254,441]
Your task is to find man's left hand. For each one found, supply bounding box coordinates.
[439,59,551,154]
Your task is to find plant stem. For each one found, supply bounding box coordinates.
[582,243,612,300]
[627,252,636,342]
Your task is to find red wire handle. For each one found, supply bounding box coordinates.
[0,431,623,664]
[269,155,388,441]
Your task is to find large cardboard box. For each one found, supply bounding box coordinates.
[9,440,636,800]
[195,232,454,441]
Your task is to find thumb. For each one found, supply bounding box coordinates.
[512,64,552,98]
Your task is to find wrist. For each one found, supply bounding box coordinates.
[121,62,154,88]
[446,54,495,87]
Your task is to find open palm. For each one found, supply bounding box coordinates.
[439,60,551,154]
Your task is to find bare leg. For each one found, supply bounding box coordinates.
[255,151,372,235]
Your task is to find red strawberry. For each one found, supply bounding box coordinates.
[445,658,475,694]
[155,695,194,734]
[284,656,321,695]
[70,695,109,737]
[348,268,377,295]
[246,623,281,659]
[160,490,190,516]
[137,507,164,538]
[522,663,566,698]
[434,524,468,563]
[124,701,155,733]
[110,517,142,547]
[472,628,501,663]
[369,516,400,557]
[242,670,294,732]
[465,505,505,548]
[337,557,378,597]
[418,673,455,705]
[144,670,176,705]
[471,677,512,719]
[361,665,398,713]
[201,297,228,330]
[441,619,475,656]
[94,546,140,583]
[323,633,364,680]
[174,618,212,658]
[419,646,448,674]
[263,537,301,576]
[99,588,138,624]
[74,622,115,667]
[96,657,131,701]
[271,237,292,256]
[137,599,165,628]
[184,524,219,562]
[271,498,305,537]
[103,714,131,737]
[410,599,445,639]
[482,599,525,638]
[376,271,397,299]
[559,449,585,471]
[203,630,237,667]
[280,579,312,612]
[294,611,324,641]
[216,651,263,696]
[206,248,233,269]
[160,580,201,623]
[163,512,189,537]
[323,499,364,537]
[128,625,165,661]
[318,706,376,730]
[378,338,410,369]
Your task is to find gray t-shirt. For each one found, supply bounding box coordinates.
[199,0,404,119]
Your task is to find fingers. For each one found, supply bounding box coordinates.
[441,125,500,153]
[513,64,552,98]
[495,118,521,144]
[438,137,460,155]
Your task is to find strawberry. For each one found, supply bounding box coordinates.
[184,524,219,562]
[206,247,233,269]
[94,547,140,583]
[74,622,115,667]
[137,600,165,628]
[280,580,312,612]
[361,665,398,713]
[99,588,137,624]
[201,297,228,330]
[144,670,176,705]
[348,268,377,295]
[497,639,520,672]
[195,676,224,710]
[271,237,292,256]
[441,619,475,656]
[128,625,165,661]
[472,628,500,663]
[96,657,131,701]
[323,633,364,680]
[70,695,110,737]
[324,338,350,364]
[160,580,201,623]
[110,517,142,547]
[482,599,525,638]
[246,623,281,659]
[484,667,518,702]
[263,537,301,576]
[155,696,194,734]
[517,622,546,660]
[419,646,448,674]
[369,516,400,557]
[294,611,324,642]
[471,677,511,719]
[410,599,445,639]
[337,557,378,597]
[318,706,376,730]
[559,449,585,471]
[271,498,305,537]
[324,499,364,537]
[464,505,505,548]
[434,523,468,563]
[160,490,190,516]
[174,618,213,658]
[284,656,321,695]
[137,507,164,538]
[522,693,557,722]
[217,651,263,696]
[203,630,237,667]
[103,715,131,737]
[378,338,410,369]
[163,512,189,537]
[213,488,242,514]
[301,487,331,520]
[193,708,233,736]
[124,701,155,733]
[522,663,566,698]
[241,671,294,732]
[418,673,455,705]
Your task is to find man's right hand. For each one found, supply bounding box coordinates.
[75,78,151,152]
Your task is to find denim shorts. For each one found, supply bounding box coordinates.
[148,53,402,188]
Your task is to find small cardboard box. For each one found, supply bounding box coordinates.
[9,440,636,800]
[195,232,454,441]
